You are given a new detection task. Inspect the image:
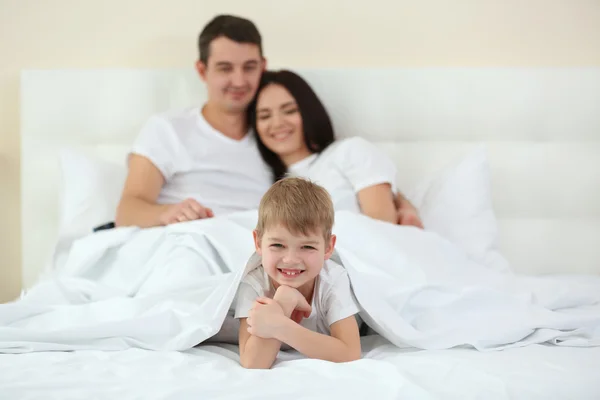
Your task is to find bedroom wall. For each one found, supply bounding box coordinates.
[1,0,599,303]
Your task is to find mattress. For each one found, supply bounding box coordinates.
[2,336,599,399]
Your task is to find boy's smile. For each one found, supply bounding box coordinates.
[277,268,305,277]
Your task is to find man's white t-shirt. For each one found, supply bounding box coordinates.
[234,260,360,347]
[130,106,273,215]
[287,137,398,214]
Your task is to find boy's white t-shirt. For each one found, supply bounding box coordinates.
[130,106,273,215]
[287,137,398,214]
[234,260,360,345]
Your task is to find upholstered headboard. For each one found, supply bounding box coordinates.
[20,68,600,288]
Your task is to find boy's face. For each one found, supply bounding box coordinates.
[254,225,336,290]
[196,36,266,114]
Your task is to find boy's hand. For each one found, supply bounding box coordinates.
[273,286,312,323]
[246,297,286,339]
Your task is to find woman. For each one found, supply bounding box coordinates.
[250,70,422,227]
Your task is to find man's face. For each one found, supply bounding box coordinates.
[196,36,265,114]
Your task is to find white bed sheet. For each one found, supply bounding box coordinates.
[2,336,599,399]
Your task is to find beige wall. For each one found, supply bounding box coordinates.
[1,0,599,302]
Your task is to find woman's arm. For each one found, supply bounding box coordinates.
[357,183,398,224]
[394,191,424,228]
[238,317,283,369]
[275,315,361,363]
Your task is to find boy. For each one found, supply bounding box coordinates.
[235,177,362,369]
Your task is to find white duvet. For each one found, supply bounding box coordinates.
[1,210,599,354]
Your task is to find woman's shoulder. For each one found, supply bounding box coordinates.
[330,136,372,150]
[326,136,379,156]
[319,137,382,164]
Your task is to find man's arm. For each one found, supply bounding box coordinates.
[115,155,211,228]
[275,315,361,363]
[115,155,170,228]
[238,317,283,369]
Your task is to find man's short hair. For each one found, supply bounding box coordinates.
[198,14,263,64]
[256,177,334,240]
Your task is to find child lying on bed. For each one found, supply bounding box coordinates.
[234,177,362,369]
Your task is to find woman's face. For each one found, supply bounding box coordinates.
[255,83,311,166]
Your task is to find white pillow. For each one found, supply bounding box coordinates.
[406,145,511,273]
[53,148,127,270]
[53,145,509,273]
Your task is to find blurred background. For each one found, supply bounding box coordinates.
[1,0,599,302]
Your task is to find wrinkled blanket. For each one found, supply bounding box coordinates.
[1,210,599,354]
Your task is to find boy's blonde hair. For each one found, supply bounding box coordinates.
[255,177,334,240]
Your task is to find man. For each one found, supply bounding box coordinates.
[115,14,422,229]
[115,15,271,227]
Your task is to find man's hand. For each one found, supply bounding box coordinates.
[396,208,424,229]
[159,198,214,225]
[393,192,424,229]
[273,286,312,323]
[247,297,287,339]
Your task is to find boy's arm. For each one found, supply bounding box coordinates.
[237,288,312,369]
[238,317,282,369]
[274,315,361,363]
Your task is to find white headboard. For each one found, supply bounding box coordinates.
[21,68,600,288]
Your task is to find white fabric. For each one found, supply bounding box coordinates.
[51,142,506,278]
[2,343,599,400]
[1,210,599,354]
[406,145,511,272]
[130,106,273,215]
[288,137,398,214]
[50,147,509,277]
[234,259,360,337]
[53,148,128,274]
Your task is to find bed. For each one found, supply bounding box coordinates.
[5,67,600,399]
